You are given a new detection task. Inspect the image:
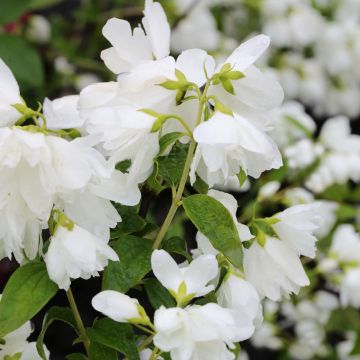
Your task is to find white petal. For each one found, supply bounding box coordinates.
[142,0,170,60]
[223,34,270,72]
[151,250,183,293]
[176,49,215,87]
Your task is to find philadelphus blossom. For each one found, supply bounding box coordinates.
[0,319,49,359]
[153,303,249,360]
[191,111,282,186]
[306,116,360,193]
[244,204,322,300]
[217,273,262,338]
[92,290,150,325]
[151,250,218,304]
[101,0,170,74]
[45,217,118,290]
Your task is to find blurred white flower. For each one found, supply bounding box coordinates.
[26,15,51,44]
[340,268,360,308]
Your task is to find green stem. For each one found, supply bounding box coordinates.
[152,81,211,250]
[66,288,90,355]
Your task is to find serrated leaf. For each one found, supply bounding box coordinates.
[159,132,185,156]
[89,341,117,360]
[87,319,139,360]
[103,235,152,293]
[162,236,190,261]
[144,279,176,309]
[183,195,243,268]
[0,262,58,337]
[158,143,188,186]
[37,307,77,360]
[111,205,146,238]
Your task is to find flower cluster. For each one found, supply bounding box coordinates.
[171,0,360,118]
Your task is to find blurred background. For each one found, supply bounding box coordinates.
[1,0,360,359]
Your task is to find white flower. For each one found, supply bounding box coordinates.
[154,303,250,360]
[217,273,262,337]
[269,101,316,148]
[284,138,324,170]
[272,203,322,258]
[171,2,220,53]
[251,321,282,350]
[43,95,84,130]
[244,239,309,301]
[45,222,118,290]
[92,290,149,324]
[151,250,218,303]
[101,0,170,74]
[26,15,51,44]
[0,320,49,359]
[0,127,110,262]
[80,84,160,195]
[342,269,360,309]
[207,35,284,129]
[190,111,282,187]
[330,225,360,264]
[258,181,281,201]
[0,58,22,126]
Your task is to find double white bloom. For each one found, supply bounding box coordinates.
[45,221,118,290]
[244,204,322,301]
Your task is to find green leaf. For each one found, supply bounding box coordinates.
[111,205,146,238]
[162,236,190,261]
[336,204,358,221]
[158,143,188,186]
[37,306,77,360]
[87,319,139,360]
[29,0,63,10]
[160,80,187,90]
[89,341,117,360]
[0,262,58,337]
[183,194,243,268]
[103,236,152,293]
[144,279,176,309]
[225,71,245,80]
[159,132,185,156]
[192,176,209,194]
[351,332,360,355]
[0,0,29,24]
[0,35,44,89]
[220,77,235,95]
[66,354,88,360]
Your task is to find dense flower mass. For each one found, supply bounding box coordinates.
[0,0,359,359]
